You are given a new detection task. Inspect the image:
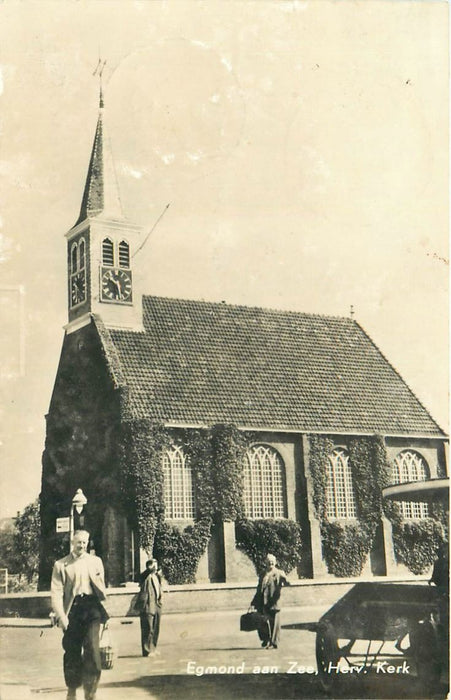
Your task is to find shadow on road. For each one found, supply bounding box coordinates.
[282,622,318,632]
[195,647,263,652]
[98,673,448,700]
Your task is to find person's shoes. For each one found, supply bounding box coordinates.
[149,651,156,657]
[142,652,149,657]
[261,641,270,648]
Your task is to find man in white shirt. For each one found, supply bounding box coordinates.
[51,530,108,700]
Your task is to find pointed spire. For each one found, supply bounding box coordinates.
[74,81,124,226]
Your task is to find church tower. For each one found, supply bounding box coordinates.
[65,87,143,333]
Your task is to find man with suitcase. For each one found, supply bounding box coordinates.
[250,553,290,649]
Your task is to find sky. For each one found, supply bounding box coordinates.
[0,0,448,519]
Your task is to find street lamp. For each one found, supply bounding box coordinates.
[69,488,88,552]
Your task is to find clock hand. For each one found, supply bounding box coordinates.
[111,277,122,299]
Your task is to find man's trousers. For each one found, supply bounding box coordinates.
[140,609,161,655]
[257,609,281,647]
[62,595,104,696]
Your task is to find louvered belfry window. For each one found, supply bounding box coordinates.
[102,238,114,266]
[163,446,195,519]
[118,240,130,268]
[79,238,86,270]
[392,450,429,519]
[325,448,357,519]
[71,243,78,274]
[243,445,286,518]
[70,238,86,273]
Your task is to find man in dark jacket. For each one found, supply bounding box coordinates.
[136,558,163,657]
[251,553,290,649]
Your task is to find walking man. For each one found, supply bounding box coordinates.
[136,558,163,656]
[251,553,290,649]
[51,530,108,700]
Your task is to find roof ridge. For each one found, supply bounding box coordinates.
[142,293,353,323]
[353,320,446,436]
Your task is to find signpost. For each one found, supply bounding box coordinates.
[56,517,70,533]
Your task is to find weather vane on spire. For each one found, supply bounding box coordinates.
[93,58,107,107]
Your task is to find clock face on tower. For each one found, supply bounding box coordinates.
[100,267,133,303]
[70,269,86,308]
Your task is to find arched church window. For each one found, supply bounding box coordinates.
[71,242,78,274]
[79,238,86,270]
[163,446,195,519]
[243,444,287,519]
[325,448,357,519]
[392,450,429,519]
[118,240,130,269]
[102,238,114,266]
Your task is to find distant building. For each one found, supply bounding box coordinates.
[0,518,14,532]
[39,90,447,588]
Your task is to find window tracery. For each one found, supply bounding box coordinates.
[243,444,286,518]
[163,446,195,519]
[392,450,429,519]
[325,448,357,519]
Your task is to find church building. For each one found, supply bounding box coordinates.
[39,90,447,589]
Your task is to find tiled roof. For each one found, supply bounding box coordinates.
[104,296,444,436]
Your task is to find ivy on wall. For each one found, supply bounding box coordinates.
[321,521,371,577]
[309,434,392,577]
[387,496,445,575]
[161,426,309,582]
[153,519,212,584]
[308,434,334,522]
[210,424,247,521]
[377,448,444,573]
[120,422,308,583]
[180,424,247,522]
[308,434,446,577]
[348,435,392,534]
[119,420,168,553]
[181,429,215,520]
[430,502,448,540]
[236,518,302,575]
[392,519,445,575]
[119,422,248,582]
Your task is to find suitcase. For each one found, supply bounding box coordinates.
[240,610,268,632]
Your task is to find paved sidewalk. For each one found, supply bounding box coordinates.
[0,606,445,700]
[1,606,322,700]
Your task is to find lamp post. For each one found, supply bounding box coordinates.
[69,488,88,553]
